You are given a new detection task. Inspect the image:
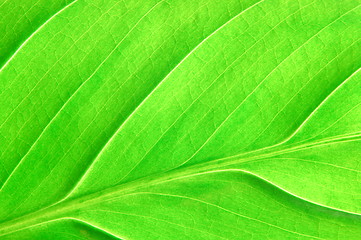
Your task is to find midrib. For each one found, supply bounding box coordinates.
[0,133,360,237]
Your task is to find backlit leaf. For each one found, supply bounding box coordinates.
[0,0,360,239]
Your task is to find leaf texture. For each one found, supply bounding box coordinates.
[0,0,360,239]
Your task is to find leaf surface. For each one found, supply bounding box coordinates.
[0,0,360,239]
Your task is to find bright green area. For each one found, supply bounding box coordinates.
[0,0,360,239]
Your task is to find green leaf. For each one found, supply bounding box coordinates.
[0,0,360,239]
[0,0,74,67]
